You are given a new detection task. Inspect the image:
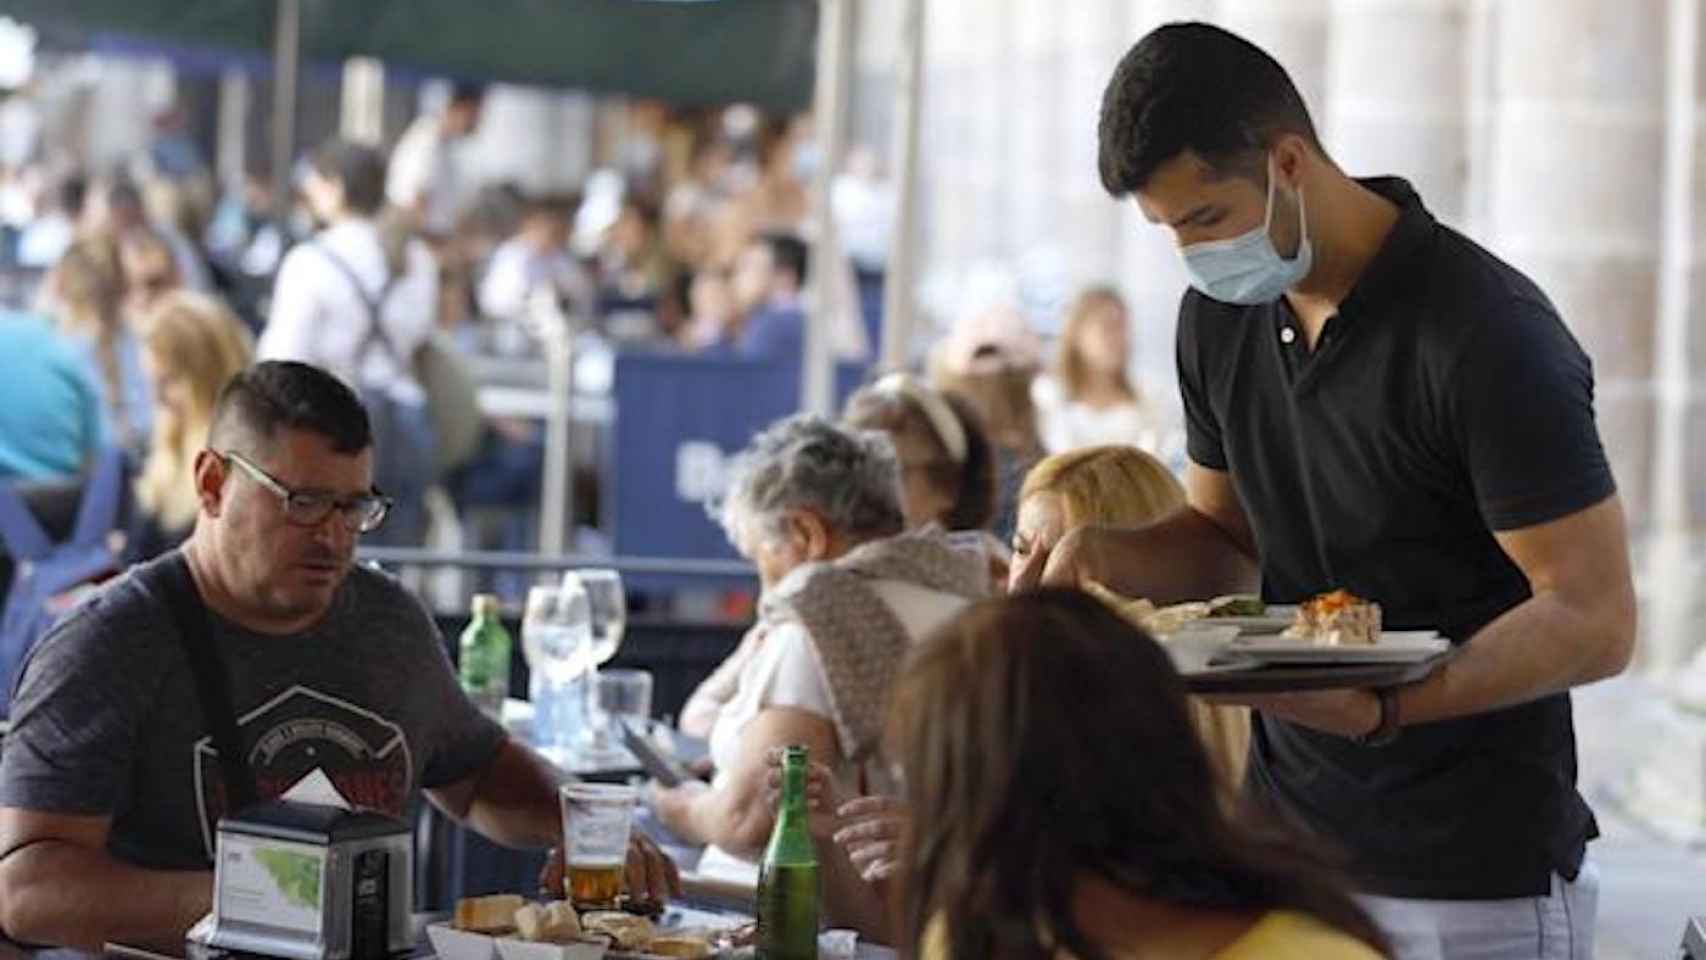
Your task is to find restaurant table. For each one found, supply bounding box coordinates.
[104,906,900,959]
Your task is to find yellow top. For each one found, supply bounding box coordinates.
[920,909,1383,960]
[1212,911,1384,960]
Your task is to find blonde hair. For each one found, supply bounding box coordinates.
[1019,444,1184,529]
[1056,286,1138,405]
[134,292,254,531]
[51,234,130,443]
[1018,446,1251,790]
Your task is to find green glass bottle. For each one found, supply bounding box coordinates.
[459,594,511,719]
[756,745,820,959]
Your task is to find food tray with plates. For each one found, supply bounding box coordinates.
[1226,630,1451,665]
[1181,645,1458,694]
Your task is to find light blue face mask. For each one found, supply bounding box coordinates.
[1180,158,1312,305]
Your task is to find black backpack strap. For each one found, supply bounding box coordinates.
[310,241,404,366]
[158,553,258,812]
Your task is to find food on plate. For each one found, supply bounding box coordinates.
[644,936,713,958]
[513,901,583,943]
[714,922,758,950]
[1146,601,1211,635]
[1284,590,1381,646]
[1206,594,1266,617]
[454,893,526,933]
[1084,581,1213,635]
[581,911,656,950]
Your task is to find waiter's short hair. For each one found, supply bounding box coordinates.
[1098,22,1323,196]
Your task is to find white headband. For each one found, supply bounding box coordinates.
[872,372,968,464]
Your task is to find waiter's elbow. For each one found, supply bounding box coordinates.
[1585,581,1638,681]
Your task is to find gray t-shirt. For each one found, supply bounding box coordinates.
[0,550,506,870]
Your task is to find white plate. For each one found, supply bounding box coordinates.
[428,924,500,960]
[1157,625,1240,673]
[1198,605,1298,633]
[497,937,608,960]
[1226,631,1450,664]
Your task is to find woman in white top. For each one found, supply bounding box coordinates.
[1033,286,1171,456]
[259,139,439,545]
[656,414,987,939]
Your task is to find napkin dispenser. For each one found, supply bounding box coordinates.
[205,800,412,960]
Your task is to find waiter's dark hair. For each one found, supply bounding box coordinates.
[208,361,372,456]
[891,590,1390,960]
[1098,22,1323,197]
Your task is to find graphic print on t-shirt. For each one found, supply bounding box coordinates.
[193,685,414,858]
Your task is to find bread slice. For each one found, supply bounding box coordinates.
[580,911,654,949]
[513,901,582,943]
[454,893,525,933]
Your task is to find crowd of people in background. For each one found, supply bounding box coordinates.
[0,79,1187,561]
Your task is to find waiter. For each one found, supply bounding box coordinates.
[1018,22,1634,960]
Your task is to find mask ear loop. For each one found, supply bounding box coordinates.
[1265,152,1308,262]
[1263,154,1278,233]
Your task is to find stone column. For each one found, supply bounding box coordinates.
[1217,0,1331,117]
[1324,0,1471,225]
[1487,0,1666,543]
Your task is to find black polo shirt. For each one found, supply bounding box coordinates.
[1176,177,1615,900]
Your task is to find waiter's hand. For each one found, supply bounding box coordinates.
[1012,526,1100,592]
[1220,688,1383,739]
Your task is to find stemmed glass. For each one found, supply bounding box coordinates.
[564,569,629,763]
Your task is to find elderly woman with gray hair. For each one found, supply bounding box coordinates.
[651,414,986,932]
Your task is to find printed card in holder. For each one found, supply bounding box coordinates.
[218,834,328,936]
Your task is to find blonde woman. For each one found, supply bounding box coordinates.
[1010,444,1251,788]
[47,234,153,455]
[1033,286,1170,455]
[128,291,253,561]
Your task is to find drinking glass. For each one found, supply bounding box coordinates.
[559,782,636,909]
[564,569,628,761]
[522,581,592,762]
[590,669,654,756]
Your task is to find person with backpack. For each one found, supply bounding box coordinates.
[259,139,439,546]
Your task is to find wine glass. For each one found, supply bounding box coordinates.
[564,569,629,763]
[522,581,592,763]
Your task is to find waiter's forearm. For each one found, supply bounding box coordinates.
[1399,585,1635,726]
[1066,508,1259,604]
[0,842,210,951]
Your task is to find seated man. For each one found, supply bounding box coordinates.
[730,231,809,361]
[0,361,676,951]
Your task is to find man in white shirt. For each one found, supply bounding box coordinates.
[262,139,439,546]
[477,193,592,339]
[386,83,485,239]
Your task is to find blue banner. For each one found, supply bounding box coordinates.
[609,353,868,585]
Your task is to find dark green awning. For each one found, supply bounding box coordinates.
[3,0,817,111]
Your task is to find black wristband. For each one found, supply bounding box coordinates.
[1356,687,1402,747]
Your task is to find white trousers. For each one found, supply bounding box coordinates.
[1358,859,1600,960]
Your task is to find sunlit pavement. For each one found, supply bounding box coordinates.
[1574,675,1706,958]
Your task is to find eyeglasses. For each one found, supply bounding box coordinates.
[220,450,392,533]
